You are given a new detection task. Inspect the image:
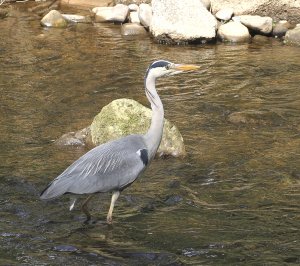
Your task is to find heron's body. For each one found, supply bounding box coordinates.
[40,60,199,224]
[41,135,148,197]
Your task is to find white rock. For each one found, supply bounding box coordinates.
[94,4,129,23]
[112,4,129,23]
[41,10,67,28]
[150,0,217,43]
[218,21,250,43]
[234,15,273,34]
[94,7,113,22]
[61,14,91,23]
[285,26,300,45]
[129,11,140,24]
[200,0,211,10]
[128,3,139,11]
[61,0,111,9]
[92,6,102,14]
[138,3,152,27]
[215,7,234,21]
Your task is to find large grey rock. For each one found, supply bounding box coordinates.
[210,0,300,23]
[285,25,300,45]
[150,0,217,44]
[233,15,273,35]
[93,4,129,23]
[121,23,147,36]
[40,10,68,28]
[215,7,234,21]
[90,99,186,157]
[138,3,152,27]
[218,21,250,43]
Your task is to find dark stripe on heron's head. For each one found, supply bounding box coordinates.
[150,60,171,69]
[144,60,172,86]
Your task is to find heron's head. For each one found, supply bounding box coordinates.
[145,60,200,80]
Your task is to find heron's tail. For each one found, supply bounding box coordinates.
[40,182,53,199]
[40,177,70,199]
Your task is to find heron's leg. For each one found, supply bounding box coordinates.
[107,191,120,224]
[81,195,93,222]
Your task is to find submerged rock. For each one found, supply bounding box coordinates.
[55,127,90,146]
[227,110,285,125]
[0,9,9,19]
[150,0,217,44]
[218,21,250,43]
[61,14,92,23]
[41,10,68,28]
[252,35,272,44]
[90,99,186,157]
[164,195,183,206]
[121,23,147,36]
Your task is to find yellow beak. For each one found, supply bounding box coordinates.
[174,64,200,71]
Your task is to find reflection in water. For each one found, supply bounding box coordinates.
[0,6,299,265]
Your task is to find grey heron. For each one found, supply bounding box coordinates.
[40,60,200,224]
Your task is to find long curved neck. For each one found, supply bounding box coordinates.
[144,73,164,159]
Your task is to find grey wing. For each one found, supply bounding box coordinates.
[40,135,148,199]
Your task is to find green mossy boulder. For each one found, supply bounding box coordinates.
[90,98,186,157]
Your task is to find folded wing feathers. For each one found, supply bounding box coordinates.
[40,135,147,199]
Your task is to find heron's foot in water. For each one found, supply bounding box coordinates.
[106,215,113,225]
[83,216,100,225]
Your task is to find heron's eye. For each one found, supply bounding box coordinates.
[165,65,170,70]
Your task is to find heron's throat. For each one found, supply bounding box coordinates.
[144,77,164,159]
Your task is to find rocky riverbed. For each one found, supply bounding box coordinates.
[1,1,300,264]
[1,0,300,45]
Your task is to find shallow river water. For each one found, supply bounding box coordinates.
[0,6,299,266]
